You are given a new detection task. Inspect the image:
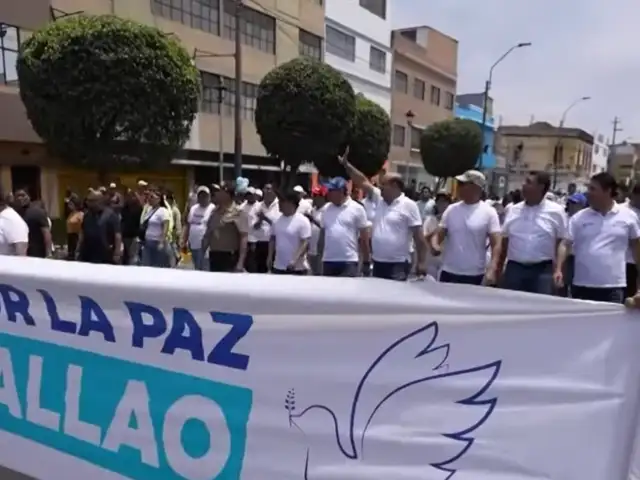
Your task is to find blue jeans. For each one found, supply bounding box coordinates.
[439,270,484,285]
[142,240,171,268]
[501,260,554,295]
[323,261,359,277]
[571,285,625,304]
[190,248,207,271]
[372,261,409,281]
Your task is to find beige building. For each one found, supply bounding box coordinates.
[0,0,324,218]
[388,26,458,188]
[496,122,594,190]
[609,142,639,185]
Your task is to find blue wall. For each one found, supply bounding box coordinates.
[454,103,496,169]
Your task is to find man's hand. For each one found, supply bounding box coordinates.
[430,244,442,257]
[483,267,498,286]
[233,263,244,273]
[553,269,564,289]
[337,146,350,165]
[415,264,427,278]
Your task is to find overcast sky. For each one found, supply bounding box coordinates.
[391,0,633,142]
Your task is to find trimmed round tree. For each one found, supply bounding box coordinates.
[419,118,483,178]
[17,15,200,168]
[316,93,391,178]
[255,57,356,180]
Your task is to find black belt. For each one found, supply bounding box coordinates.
[509,259,553,268]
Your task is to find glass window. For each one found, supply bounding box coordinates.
[413,78,425,100]
[369,46,386,73]
[299,29,322,61]
[359,0,386,19]
[394,70,408,93]
[326,26,355,61]
[200,71,258,121]
[410,126,422,149]
[430,85,441,106]
[0,24,23,85]
[392,125,405,146]
[444,91,454,110]
[223,0,275,54]
[152,0,220,35]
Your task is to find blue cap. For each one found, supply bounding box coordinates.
[567,193,587,205]
[324,177,348,191]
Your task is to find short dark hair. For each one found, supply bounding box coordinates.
[281,190,300,208]
[591,172,618,197]
[387,175,405,191]
[632,183,640,196]
[529,171,551,193]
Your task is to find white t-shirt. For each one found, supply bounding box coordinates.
[568,205,640,288]
[254,199,280,243]
[296,198,313,216]
[187,203,215,248]
[243,201,262,243]
[321,199,368,262]
[624,204,640,264]
[502,200,567,263]
[0,207,28,255]
[440,200,501,276]
[143,206,170,242]
[308,204,327,256]
[370,188,422,263]
[272,213,312,271]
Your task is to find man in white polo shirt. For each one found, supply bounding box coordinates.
[318,177,369,277]
[555,172,640,303]
[432,170,501,285]
[497,171,567,294]
[339,153,426,281]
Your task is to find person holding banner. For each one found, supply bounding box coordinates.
[338,149,426,281]
[555,172,640,303]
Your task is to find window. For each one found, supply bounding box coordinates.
[430,85,441,105]
[326,26,355,61]
[394,70,408,93]
[410,126,422,149]
[359,0,386,19]
[223,0,275,54]
[299,29,322,61]
[151,0,220,35]
[201,71,258,121]
[392,125,405,146]
[369,46,386,73]
[413,79,425,100]
[0,24,22,85]
[444,91,454,110]
[594,145,599,154]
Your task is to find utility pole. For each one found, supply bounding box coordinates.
[233,0,243,178]
[214,78,227,183]
[607,116,622,173]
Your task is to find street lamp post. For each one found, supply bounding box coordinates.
[405,110,415,184]
[478,42,531,170]
[553,96,591,189]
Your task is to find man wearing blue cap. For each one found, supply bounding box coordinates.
[318,177,370,277]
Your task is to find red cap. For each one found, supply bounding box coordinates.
[312,186,327,196]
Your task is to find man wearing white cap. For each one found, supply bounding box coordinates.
[183,186,215,270]
[242,187,261,271]
[432,170,502,285]
[293,185,312,215]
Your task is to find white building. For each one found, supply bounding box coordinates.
[324,0,392,113]
[592,132,609,174]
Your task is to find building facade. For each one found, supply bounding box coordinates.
[388,26,457,187]
[608,142,638,186]
[323,0,392,113]
[591,132,609,175]
[0,0,325,217]
[454,94,496,169]
[497,122,593,191]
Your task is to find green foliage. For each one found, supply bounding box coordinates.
[419,118,483,178]
[255,57,356,175]
[17,15,200,168]
[316,93,391,178]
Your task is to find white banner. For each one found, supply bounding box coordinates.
[0,257,640,479]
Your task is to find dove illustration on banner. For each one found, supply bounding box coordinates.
[284,321,502,479]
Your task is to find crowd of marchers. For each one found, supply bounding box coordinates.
[1,151,640,306]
